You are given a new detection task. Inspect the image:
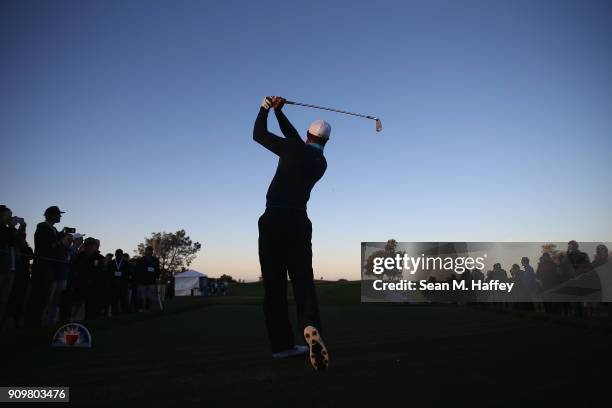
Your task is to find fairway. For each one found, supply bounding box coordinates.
[2,282,611,407]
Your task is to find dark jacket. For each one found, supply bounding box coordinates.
[487,268,509,282]
[134,256,161,285]
[33,222,61,273]
[108,257,132,283]
[253,107,327,211]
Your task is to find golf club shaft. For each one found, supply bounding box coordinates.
[285,100,378,121]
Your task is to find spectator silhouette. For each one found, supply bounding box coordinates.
[108,249,131,315]
[86,239,108,318]
[134,246,162,311]
[560,240,592,280]
[43,233,72,325]
[0,206,19,324]
[537,253,560,291]
[471,268,485,281]
[3,216,33,329]
[592,244,609,268]
[26,206,65,326]
[516,257,535,309]
[68,237,98,321]
[487,263,509,282]
[521,257,537,297]
[509,264,522,284]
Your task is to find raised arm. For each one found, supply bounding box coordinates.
[274,105,303,143]
[253,97,288,156]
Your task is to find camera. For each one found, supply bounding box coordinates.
[63,227,76,234]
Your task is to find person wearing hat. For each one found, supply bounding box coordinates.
[25,206,65,326]
[253,96,330,370]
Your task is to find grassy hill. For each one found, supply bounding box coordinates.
[1,281,611,407]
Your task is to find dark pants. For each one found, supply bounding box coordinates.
[110,279,129,315]
[258,208,322,353]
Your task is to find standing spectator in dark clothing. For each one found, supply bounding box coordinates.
[559,241,592,317]
[57,233,83,321]
[592,245,611,316]
[471,268,485,281]
[560,240,592,279]
[68,237,99,321]
[4,221,33,329]
[108,249,131,315]
[134,246,162,311]
[104,253,113,269]
[26,206,64,326]
[537,253,560,291]
[509,264,522,284]
[86,239,108,318]
[520,257,537,310]
[253,96,329,370]
[0,206,19,323]
[123,253,137,312]
[537,252,562,314]
[592,244,609,268]
[43,233,72,325]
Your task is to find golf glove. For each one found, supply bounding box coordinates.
[272,96,286,110]
[261,96,273,110]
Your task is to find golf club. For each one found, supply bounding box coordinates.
[284,100,382,132]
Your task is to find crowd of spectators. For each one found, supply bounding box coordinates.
[0,204,169,330]
[427,241,611,315]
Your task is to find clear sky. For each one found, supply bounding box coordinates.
[2,0,611,281]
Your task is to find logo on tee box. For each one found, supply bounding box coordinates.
[52,323,92,348]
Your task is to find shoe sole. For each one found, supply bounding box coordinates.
[304,327,329,371]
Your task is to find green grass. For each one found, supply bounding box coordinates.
[2,281,611,407]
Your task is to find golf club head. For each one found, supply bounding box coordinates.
[375,118,382,132]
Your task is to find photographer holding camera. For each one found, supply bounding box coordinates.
[25,206,67,326]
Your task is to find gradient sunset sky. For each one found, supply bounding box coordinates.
[2,0,611,280]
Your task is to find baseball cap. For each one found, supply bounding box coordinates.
[44,206,66,217]
[307,120,331,140]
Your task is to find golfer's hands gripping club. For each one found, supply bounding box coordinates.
[261,96,274,110]
[272,96,286,110]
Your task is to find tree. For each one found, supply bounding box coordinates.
[363,239,403,281]
[219,274,235,283]
[136,229,202,278]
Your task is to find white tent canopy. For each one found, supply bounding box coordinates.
[174,269,208,296]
